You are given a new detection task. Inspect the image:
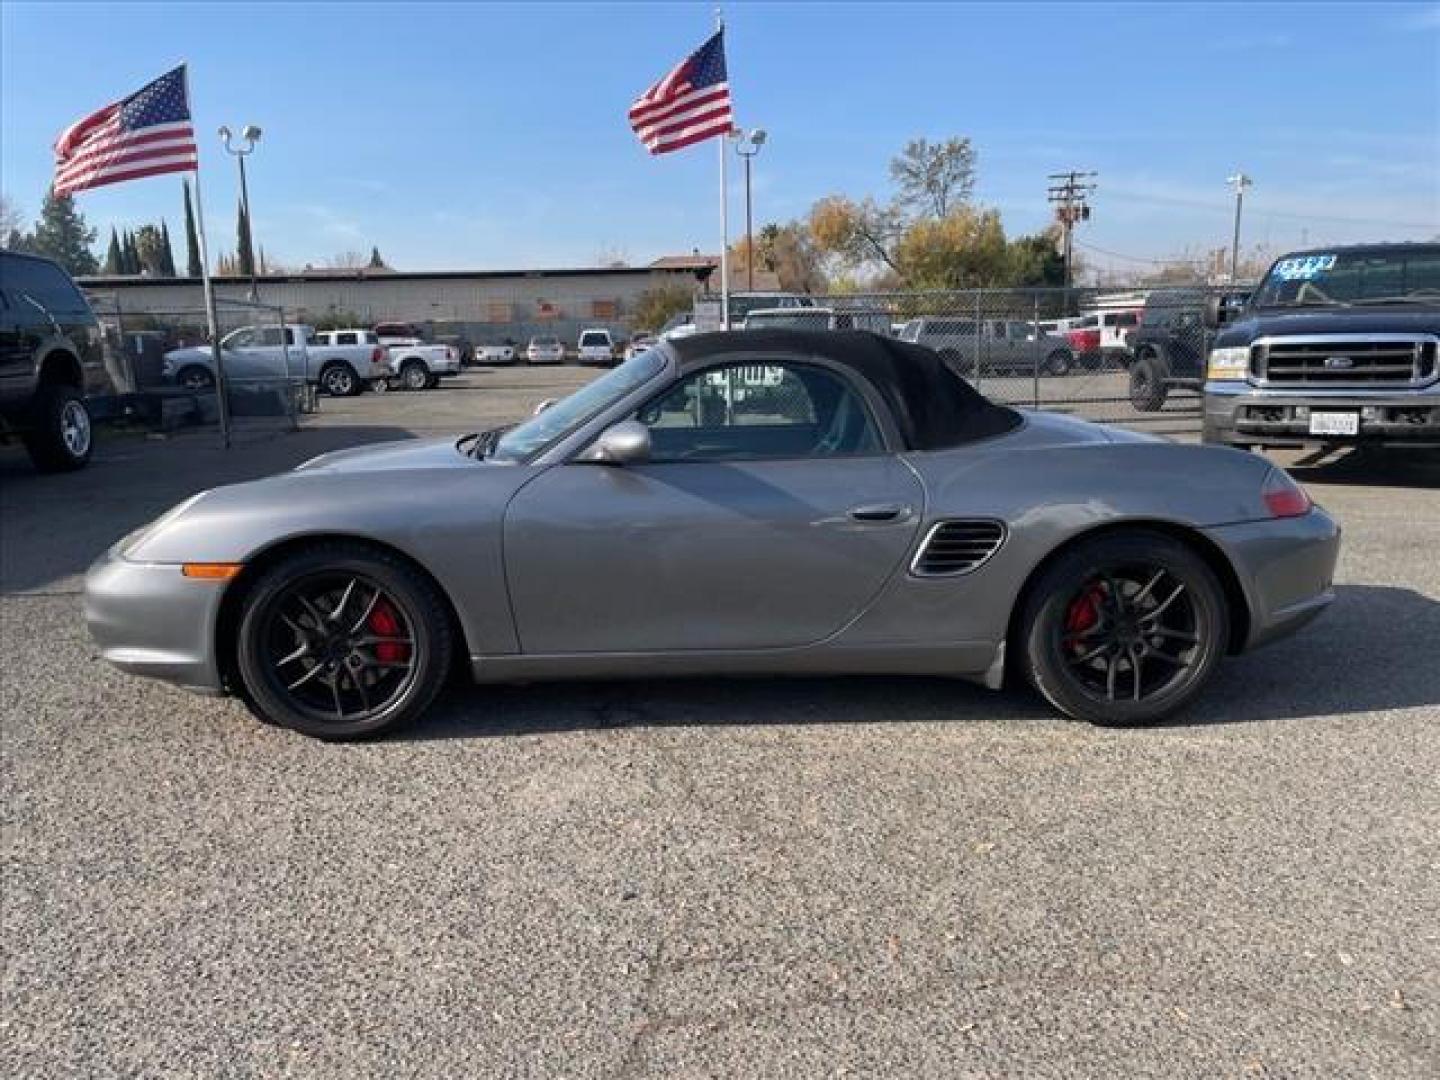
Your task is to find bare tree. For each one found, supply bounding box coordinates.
[0,194,24,246]
[889,137,977,220]
[323,251,371,269]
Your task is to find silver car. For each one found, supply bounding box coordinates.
[86,329,1339,740]
[526,336,566,365]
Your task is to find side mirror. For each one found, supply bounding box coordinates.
[533,398,557,416]
[580,420,651,465]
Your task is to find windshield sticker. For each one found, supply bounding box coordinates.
[1273,254,1337,281]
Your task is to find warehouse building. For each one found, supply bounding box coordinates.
[80,259,720,345]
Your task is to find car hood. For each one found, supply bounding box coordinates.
[1218,307,1440,346]
[295,436,475,474]
[122,436,532,564]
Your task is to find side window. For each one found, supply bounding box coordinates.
[225,327,257,349]
[5,258,87,316]
[335,332,357,346]
[259,327,284,347]
[634,362,882,462]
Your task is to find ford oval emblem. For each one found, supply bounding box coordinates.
[1324,355,1354,369]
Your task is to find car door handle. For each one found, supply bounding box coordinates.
[848,503,911,522]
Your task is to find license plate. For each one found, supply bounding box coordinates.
[1309,411,1360,436]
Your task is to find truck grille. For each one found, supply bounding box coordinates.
[1254,337,1436,388]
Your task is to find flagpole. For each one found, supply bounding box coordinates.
[188,167,232,448]
[716,9,730,330]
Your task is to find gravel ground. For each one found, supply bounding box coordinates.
[2,369,1437,1078]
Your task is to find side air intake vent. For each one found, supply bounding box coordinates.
[911,520,1006,577]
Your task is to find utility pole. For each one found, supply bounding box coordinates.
[1227,172,1252,283]
[1047,171,1097,291]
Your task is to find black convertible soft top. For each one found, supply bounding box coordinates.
[667,329,1023,451]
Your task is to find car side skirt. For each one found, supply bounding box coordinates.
[468,640,1003,686]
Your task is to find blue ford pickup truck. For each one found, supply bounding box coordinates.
[1202,243,1439,454]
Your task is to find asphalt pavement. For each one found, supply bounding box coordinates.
[2,369,1437,1078]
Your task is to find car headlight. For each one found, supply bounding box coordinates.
[1207,346,1250,380]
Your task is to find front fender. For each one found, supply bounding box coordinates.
[123,465,542,655]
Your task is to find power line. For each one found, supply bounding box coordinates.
[1104,189,1435,231]
[1073,240,1170,265]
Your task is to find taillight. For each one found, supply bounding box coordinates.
[372,347,385,363]
[1262,468,1311,518]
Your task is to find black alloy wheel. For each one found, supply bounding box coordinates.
[1020,531,1228,726]
[236,544,453,739]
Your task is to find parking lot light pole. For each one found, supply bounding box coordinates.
[220,124,262,301]
[1227,172,1252,283]
[734,129,767,293]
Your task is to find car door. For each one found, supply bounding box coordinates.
[0,286,31,406]
[503,358,925,654]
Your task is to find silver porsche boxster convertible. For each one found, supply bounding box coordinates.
[86,330,1339,739]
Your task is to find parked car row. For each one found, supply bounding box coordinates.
[161,325,460,397]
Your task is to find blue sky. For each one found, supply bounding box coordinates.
[3,1,1437,275]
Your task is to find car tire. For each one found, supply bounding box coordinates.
[176,365,215,393]
[320,362,361,397]
[1129,353,1168,412]
[1019,530,1229,727]
[370,377,390,393]
[22,383,93,472]
[1044,350,1073,376]
[235,541,454,740]
[401,361,429,391]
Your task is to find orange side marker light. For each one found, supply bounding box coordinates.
[181,563,243,580]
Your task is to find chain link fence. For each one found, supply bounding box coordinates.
[88,294,315,439]
[726,285,1251,436]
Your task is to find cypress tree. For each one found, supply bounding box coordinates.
[159,219,177,276]
[103,228,122,275]
[182,179,202,277]
[236,200,255,278]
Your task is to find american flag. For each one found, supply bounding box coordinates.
[53,66,198,197]
[629,30,734,155]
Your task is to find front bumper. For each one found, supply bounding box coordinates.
[1205,383,1440,448]
[1204,507,1341,651]
[84,546,229,694]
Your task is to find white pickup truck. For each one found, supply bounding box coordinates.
[162,324,390,397]
[380,336,461,390]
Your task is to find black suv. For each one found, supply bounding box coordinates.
[1,252,107,471]
[1124,289,1214,412]
[1125,288,1251,411]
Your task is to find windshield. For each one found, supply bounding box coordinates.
[1252,248,1440,308]
[489,349,666,463]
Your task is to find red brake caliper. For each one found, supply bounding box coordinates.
[367,601,410,665]
[1064,585,1105,645]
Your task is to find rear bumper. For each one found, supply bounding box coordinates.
[84,546,228,694]
[1204,508,1341,651]
[1205,383,1440,448]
